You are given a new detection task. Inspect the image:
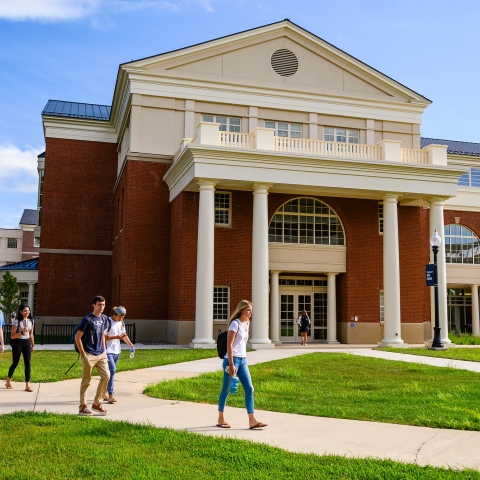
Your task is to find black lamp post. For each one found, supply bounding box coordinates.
[429,230,445,350]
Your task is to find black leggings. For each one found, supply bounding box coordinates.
[8,339,32,382]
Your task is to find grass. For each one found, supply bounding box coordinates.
[380,346,480,363]
[146,352,480,431]
[448,332,480,345]
[0,349,218,383]
[0,412,478,479]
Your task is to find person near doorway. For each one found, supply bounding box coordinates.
[75,296,110,416]
[104,306,134,404]
[217,299,268,430]
[5,304,35,391]
[297,309,311,346]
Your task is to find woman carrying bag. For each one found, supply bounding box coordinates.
[5,304,35,391]
[297,309,311,346]
[217,299,268,430]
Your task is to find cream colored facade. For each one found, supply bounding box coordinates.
[41,20,479,345]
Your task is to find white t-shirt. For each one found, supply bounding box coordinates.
[13,318,33,340]
[225,319,249,358]
[105,318,126,354]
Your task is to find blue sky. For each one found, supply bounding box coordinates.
[0,0,479,227]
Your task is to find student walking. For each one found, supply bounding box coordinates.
[0,313,4,354]
[5,304,35,391]
[104,306,134,404]
[297,309,311,346]
[75,296,110,416]
[217,300,268,430]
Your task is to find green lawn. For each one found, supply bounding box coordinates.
[380,346,480,363]
[146,353,480,431]
[0,412,477,480]
[449,333,480,345]
[0,349,218,383]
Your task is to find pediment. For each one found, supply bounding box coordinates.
[124,21,429,104]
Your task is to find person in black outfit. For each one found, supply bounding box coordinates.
[297,309,311,346]
[5,304,35,391]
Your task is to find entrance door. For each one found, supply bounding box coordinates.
[280,293,312,342]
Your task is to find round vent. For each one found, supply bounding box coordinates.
[271,49,298,77]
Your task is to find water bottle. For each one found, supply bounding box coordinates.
[129,346,135,359]
[230,376,239,394]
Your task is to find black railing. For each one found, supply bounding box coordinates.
[40,323,136,345]
[3,325,12,344]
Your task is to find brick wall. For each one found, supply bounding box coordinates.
[21,230,39,261]
[111,160,172,319]
[37,138,117,316]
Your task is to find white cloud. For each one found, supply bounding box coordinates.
[0,0,101,21]
[0,0,222,22]
[0,144,43,193]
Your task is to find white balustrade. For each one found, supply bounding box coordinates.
[219,131,253,148]
[275,137,381,160]
[401,148,429,164]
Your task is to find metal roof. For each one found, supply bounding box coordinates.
[42,100,111,121]
[421,137,480,157]
[19,209,37,225]
[0,258,39,271]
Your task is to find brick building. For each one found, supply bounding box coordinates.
[35,20,480,345]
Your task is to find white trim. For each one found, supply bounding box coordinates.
[42,117,117,143]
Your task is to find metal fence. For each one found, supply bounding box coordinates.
[40,323,136,345]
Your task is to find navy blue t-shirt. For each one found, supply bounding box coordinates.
[78,313,107,356]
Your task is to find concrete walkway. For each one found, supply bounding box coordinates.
[2,346,480,471]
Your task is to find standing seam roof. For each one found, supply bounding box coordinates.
[42,100,111,121]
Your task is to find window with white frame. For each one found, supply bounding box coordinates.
[378,202,384,234]
[34,238,40,247]
[265,121,301,138]
[458,168,480,188]
[7,238,18,248]
[380,290,384,322]
[202,115,241,132]
[215,192,231,226]
[445,224,480,264]
[213,287,230,320]
[269,198,345,245]
[324,127,359,144]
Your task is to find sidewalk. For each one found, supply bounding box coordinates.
[2,347,480,471]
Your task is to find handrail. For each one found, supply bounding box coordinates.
[219,132,253,148]
[401,148,429,164]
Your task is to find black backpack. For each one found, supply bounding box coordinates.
[216,319,240,359]
[300,315,310,328]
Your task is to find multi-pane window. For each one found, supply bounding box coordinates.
[380,290,384,322]
[215,192,231,226]
[324,127,359,144]
[265,121,301,138]
[458,168,480,187]
[213,287,230,320]
[445,225,480,264]
[34,238,40,247]
[202,115,241,132]
[38,170,44,226]
[279,278,327,286]
[7,238,18,248]
[269,198,345,245]
[378,202,384,234]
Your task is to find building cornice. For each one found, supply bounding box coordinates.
[164,145,465,202]
[42,116,117,143]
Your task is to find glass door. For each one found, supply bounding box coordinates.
[280,293,312,342]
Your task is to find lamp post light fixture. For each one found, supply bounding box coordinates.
[429,229,446,350]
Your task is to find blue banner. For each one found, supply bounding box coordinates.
[426,264,435,286]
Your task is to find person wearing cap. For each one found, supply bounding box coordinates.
[104,306,134,404]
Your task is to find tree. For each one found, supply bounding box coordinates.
[0,271,22,323]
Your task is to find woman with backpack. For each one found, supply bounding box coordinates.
[104,306,134,404]
[5,304,35,391]
[297,309,311,346]
[217,299,268,430]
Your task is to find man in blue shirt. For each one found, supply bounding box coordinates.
[75,296,110,416]
[0,314,4,354]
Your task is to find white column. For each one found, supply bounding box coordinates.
[249,183,274,349]
[269,271,281,344]
[429,198,450,344]
[379,194,406,346]
[191,179,217,348]
[326,273,339,343]
[472,285,480,336]
[27,282,35,314]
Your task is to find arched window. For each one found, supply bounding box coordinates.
[445,225,480,264]
[269,198,345,245]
